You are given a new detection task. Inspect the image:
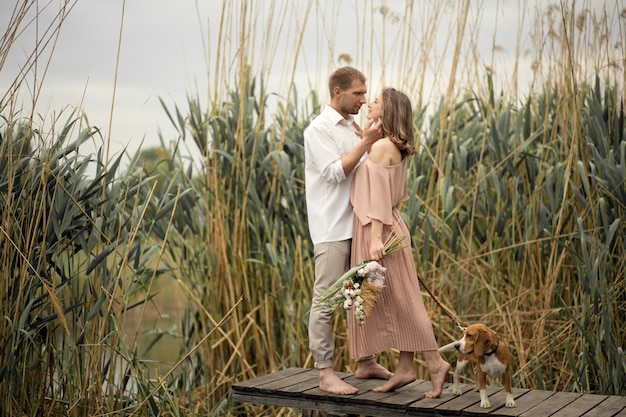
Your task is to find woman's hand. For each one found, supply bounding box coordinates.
[369,219,385,260]
[369,238,385,261]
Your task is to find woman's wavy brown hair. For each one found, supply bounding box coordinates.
[380,87,418,158]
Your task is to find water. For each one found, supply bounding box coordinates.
[122,280,185,374]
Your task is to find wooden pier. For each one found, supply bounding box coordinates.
[232,367,626,417]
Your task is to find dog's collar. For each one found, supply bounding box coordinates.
[484,340,499,356]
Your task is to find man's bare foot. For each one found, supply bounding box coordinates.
[424,359,450,398]
[372,370,416,392]
[355,358,393,380]
[319,368,359,395]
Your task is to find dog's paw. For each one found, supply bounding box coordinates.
[505,393,516,408]
[479,390,491,408]
[450,384,462,395]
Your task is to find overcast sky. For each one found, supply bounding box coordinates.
[1,0,623,163]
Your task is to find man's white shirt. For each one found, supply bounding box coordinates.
[304,105,363,245]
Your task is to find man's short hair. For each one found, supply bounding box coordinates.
[328,66,366,97]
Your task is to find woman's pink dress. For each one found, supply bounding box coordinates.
[348,157,438,359]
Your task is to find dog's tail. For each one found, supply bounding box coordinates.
[438,341,458,353]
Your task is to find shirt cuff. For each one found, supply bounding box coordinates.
[331,159,346,182]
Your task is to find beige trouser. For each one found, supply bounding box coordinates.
[309,240,351,369]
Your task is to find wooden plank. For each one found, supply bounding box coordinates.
[549,394,609,417]
[435,385,503,413]
[344,378,440,417]
[233,368,624,417]
[299,376,401,417]
[462,387,530,416]
[280,372,322,394]
[581,395,626,417]
[300,376,445,417]
[519,392,581,417]
[375,380,431,407]
[299,389,402,417]
[344,374,397,395]
[232,367,308,391]
[232,368,322,415]
[299,374,388,399]
[254,368,321,393]
[232,390,319,410]
[495,389,556,416]
[234,377,364,417]
[612,407,626,417]
[345,377,405,405]
[408,383,477,415]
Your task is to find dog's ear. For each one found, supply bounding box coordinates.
[474,328,491,356]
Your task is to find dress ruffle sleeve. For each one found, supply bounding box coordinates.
[351,159,407,226]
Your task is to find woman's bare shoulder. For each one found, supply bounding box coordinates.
[369,138,400,165]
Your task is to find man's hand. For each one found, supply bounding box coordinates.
[360,118,383,146]
[342,118,383,177]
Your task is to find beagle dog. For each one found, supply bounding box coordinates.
[439,323,516,408]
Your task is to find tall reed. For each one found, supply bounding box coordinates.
[157,76,623,415]
[161,2,624,414]
[1,2,202,415]
[1,1,624,416]
[406,75,625,393]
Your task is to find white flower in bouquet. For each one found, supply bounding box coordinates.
[318,231,407,325]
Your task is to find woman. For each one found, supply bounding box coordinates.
[349,87,449,396]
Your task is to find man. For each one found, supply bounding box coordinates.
[304,66,392,395]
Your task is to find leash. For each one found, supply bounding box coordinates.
[416,272,466,333]
[385,224,466,333]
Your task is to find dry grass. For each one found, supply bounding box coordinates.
[1,1,624,416]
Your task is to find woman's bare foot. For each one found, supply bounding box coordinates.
[371,352,415,392]
[319,368,359,395]
[355,358,393,380]
[424,356,451,398]
[372,370,416,392]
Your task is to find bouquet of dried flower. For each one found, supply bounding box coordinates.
[318,232,407,325]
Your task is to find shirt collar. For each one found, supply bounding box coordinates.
[323,105,355,127]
